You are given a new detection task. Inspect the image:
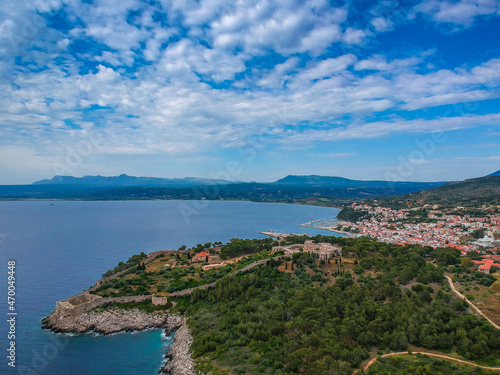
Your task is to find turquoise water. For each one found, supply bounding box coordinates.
[0,200,340,374]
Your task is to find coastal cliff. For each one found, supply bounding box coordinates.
[42,295,195,374]
[41,292,170,334]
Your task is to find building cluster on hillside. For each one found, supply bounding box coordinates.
[335,204,500,253]
[272,240,342,259]
[473,255,500,274]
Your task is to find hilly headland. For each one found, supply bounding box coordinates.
[43,233,500,374]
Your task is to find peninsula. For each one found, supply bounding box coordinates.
[43,234,500,374]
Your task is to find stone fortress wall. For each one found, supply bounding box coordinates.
[55,293,169,321]
[50,242,329,321]
[53,249,176,321]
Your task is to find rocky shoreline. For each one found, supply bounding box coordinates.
[42,306,170,335]
[42,306,195,374]
[159,317,195,375]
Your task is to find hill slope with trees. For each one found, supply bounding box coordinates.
[171,235,500,375]
[381,175,500,209]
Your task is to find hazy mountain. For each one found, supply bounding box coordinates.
[487,170,500,177]
[33,174,241,188]
[382,175,500,208]
[0,174,450,202]
[273,175,445,190]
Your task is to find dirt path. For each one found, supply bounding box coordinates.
[358,351,500,373]
[443,273,500,330]
[428,261,499,330]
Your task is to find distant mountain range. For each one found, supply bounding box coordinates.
[272,175,444,190]
[33,174,242,188]
[487,170,500,177]
[31,174,446,190]
[0,174,446,202]
[1,171,497,204]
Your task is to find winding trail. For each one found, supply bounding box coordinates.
[429,261,499,330]
[352,266,500,374]
[358,351,500,373]
[443,273,500,330]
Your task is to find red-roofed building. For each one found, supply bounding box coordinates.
[479,263,492,274]
[193,251,211,263]
[473,258,500,274]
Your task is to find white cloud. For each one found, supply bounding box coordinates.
[280,113,500,146]
[370,16,393,32]
[415,0,500,26]
[290,54,356,87]
[209,1,350,55]
[342,27,366,44]
[1,0,500,183]
[355,55,422,72]
[256,57,298,88]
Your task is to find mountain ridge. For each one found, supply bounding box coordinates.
[33,174,242,188]
[487,170,500,177]
[33,173,446,188]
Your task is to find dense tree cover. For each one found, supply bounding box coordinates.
[173,243,499,375]
[451,269,497,287]
[219,238,274,259]
[367,354,499,375]
[93,251,279,297]
[94,264,235,297]
[285,235,461,270]
[101,252,147,278]
[337,207,372,222]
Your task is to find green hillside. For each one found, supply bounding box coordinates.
[382,175,500,209]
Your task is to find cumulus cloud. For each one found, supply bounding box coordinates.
[279,113,500,146]
[355,55,422,72]
[1,0,500,182]
[415,0,500,26]
[370,16,393,32]
[342,27,366,44]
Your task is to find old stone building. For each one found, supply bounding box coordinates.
[272,240,342,259]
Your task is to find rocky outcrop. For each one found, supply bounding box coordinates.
[42,306,169,335]
[41,292,172,335]
[160,316,195,375]
[42,304,195,373]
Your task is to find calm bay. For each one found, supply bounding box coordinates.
[0,200,340,375]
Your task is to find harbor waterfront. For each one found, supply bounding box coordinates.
[0,200,340,375]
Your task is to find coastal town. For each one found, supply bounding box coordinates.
[305,203,500,256]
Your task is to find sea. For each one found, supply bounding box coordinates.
[0,200,341,375]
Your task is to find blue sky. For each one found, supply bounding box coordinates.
[1,0,500,184]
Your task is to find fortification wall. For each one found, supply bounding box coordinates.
[152,295,169,306]
[169,257,280,297]
[67,292,100,305]
[60,294,154,316]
